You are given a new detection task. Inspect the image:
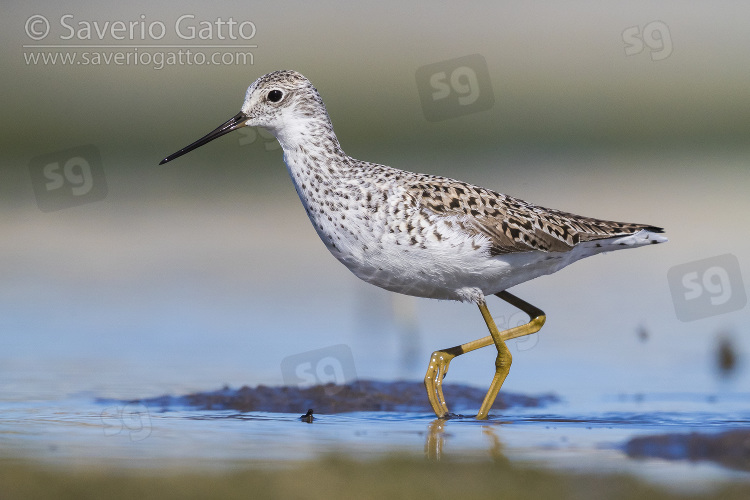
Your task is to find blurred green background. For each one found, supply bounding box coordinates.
[1,0,748,400]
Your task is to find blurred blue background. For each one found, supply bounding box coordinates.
[1,0,748,404]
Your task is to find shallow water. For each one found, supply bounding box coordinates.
[2,152,748,492]
[2,386,749,492]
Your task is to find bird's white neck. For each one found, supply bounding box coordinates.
[269,112,350,182]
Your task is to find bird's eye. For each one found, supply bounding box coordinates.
[267,90,283,103]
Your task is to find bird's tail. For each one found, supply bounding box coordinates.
[609,228,668,247]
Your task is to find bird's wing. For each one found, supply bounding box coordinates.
[411,177,663,255]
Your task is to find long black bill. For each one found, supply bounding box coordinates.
[159,112,249,165]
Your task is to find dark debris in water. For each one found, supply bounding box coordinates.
[716,335,739,378]
[135,380,560,414]
[626,429,750,472]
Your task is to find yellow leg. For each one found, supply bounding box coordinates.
[476,291,546,419]
[423,291,546,419]
[424,336,494,418]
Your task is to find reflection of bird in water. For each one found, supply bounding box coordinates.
[482,426,510,465]
[161,70,667,419]
[425,420,445,461]
[425,420,509,463]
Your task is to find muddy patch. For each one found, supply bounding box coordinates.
[124,380,560,414]
[626,429,750,472]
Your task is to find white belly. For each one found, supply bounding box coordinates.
[326,226,657,303]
